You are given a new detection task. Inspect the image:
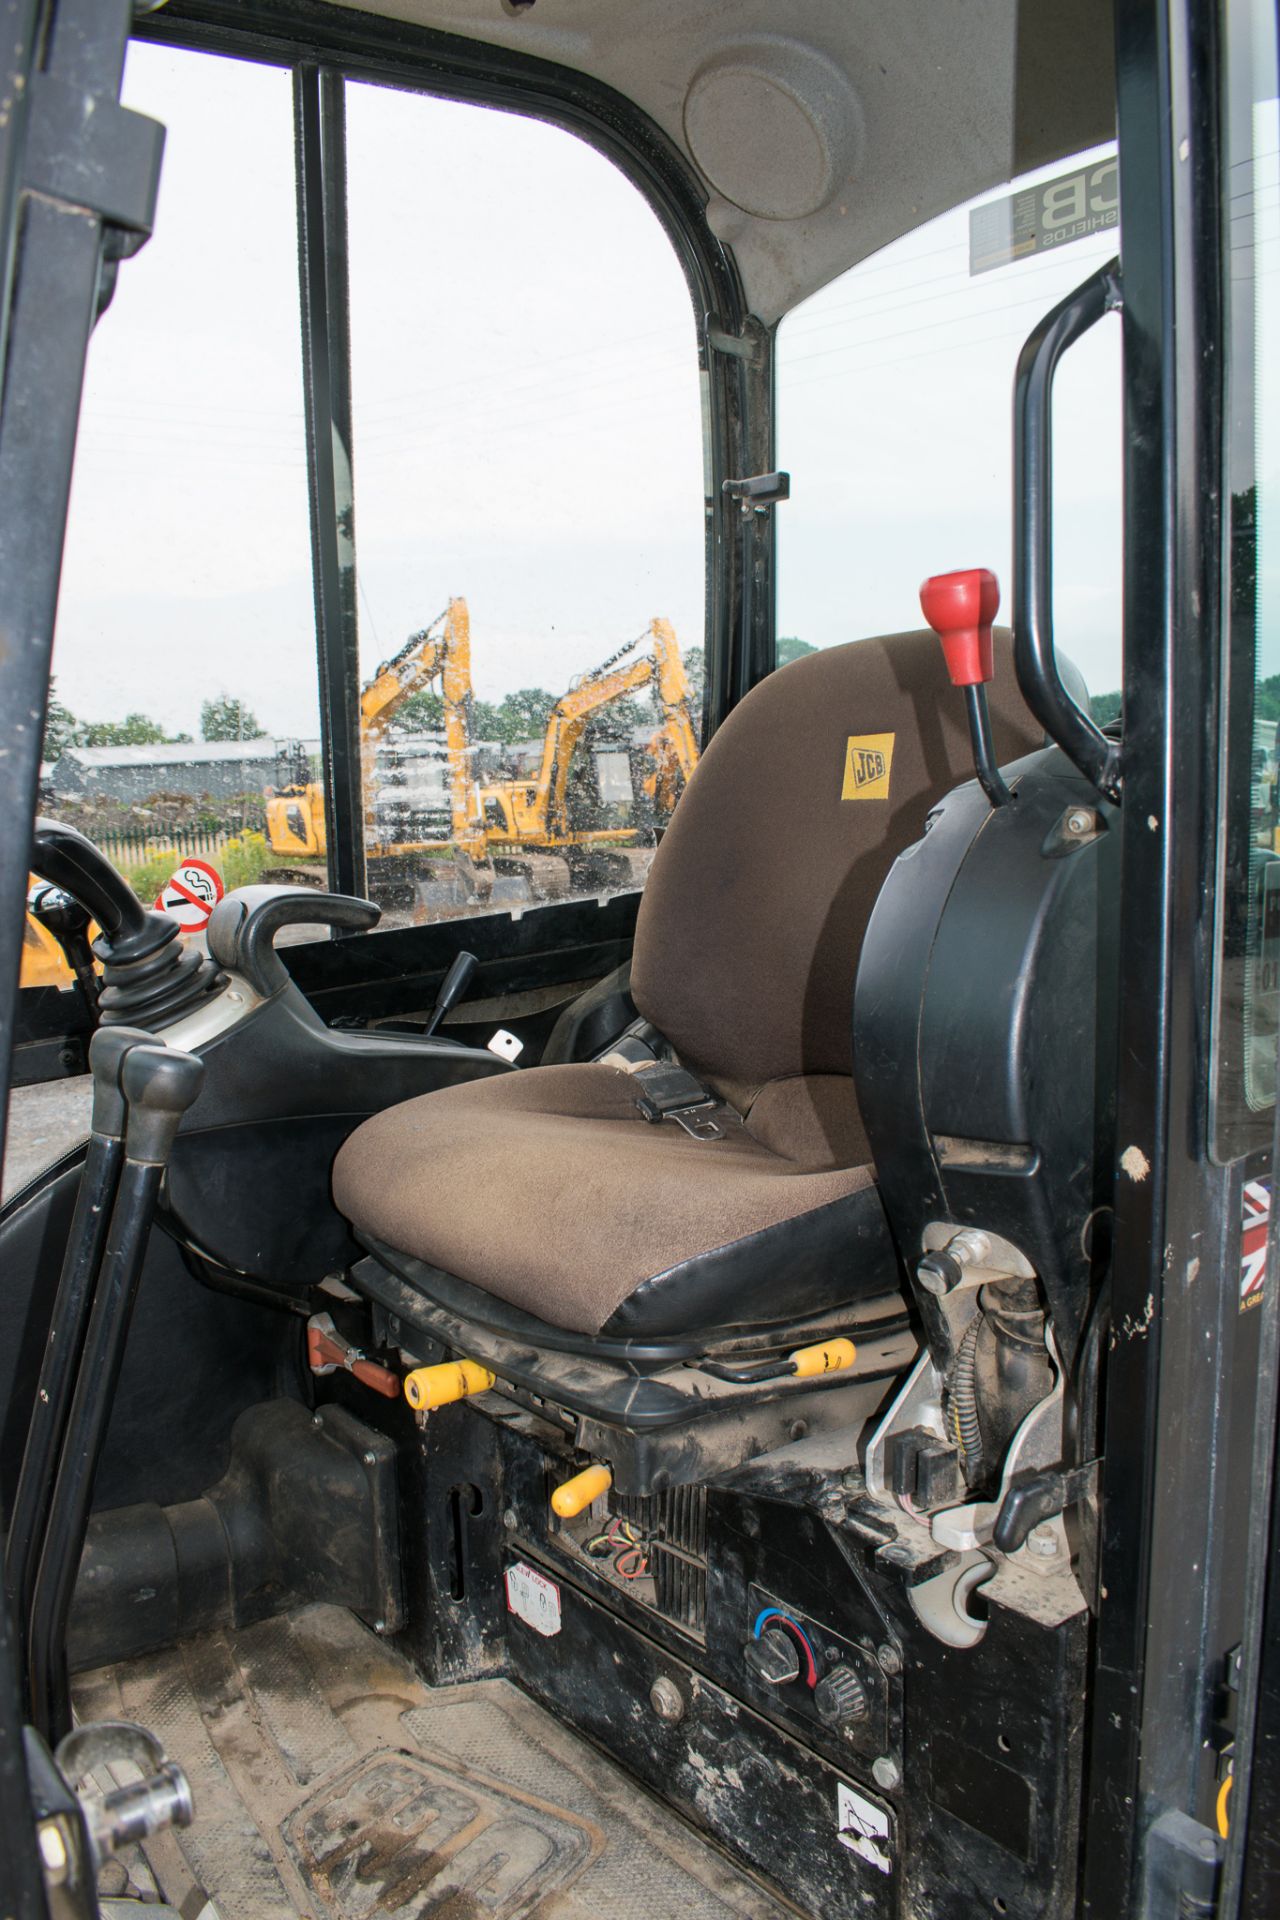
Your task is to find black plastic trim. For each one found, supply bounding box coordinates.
[356,1234,910,1371]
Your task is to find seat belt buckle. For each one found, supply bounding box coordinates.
[669,1101,733,1141]
[627,1060,741,1140]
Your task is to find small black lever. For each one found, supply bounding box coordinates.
[993,1458,1099,1554]
[423,950,479,1037]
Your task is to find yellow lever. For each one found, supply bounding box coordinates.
[403,1358,495,1411]
[789,1336,858,1379]
[551,1463,613,1518]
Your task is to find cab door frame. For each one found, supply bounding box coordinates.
[1085,0,1278,1911]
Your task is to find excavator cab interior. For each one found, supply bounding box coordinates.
[1,2,1278,1917]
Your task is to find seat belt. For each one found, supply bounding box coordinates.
[598,1021,744,1136]
[628,1060,744,1140]
[599,1021,744,1141]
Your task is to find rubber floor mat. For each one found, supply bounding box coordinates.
[74,1604,793,1920]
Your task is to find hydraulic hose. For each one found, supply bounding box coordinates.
[949,1315,984,1480]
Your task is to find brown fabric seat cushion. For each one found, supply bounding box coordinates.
[332,1063,881,1336]
[335,631,1040,1338]
[631,627,1041,1091]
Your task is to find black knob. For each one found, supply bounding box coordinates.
[744,1627,801,1686]
[814,1664,869,1727]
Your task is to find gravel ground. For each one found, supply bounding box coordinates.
[3,1077,93,1203]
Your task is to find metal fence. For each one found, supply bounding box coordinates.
[98,827,234,871]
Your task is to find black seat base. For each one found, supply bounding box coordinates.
[350,1244,916,1493]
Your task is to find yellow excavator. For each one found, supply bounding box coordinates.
[478,616,698,853]
[266,601,699,906]
[265,597,485,880]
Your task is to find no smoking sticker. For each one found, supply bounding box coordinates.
[155,857,224,932]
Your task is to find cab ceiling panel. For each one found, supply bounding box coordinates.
[326,0,1115,323]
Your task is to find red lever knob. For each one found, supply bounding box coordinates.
[919,568,1000,687]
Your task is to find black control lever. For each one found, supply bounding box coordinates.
[27,1041,204,1741]
[5,1028,150,1664]
[28,882,99,1012]
[423,950,479,1037]
[32,819,222,1029]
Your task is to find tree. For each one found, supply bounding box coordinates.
[495,688,557,744]
[81,713,170,747]
[1090,691,1122,726]
[201,694,264,741]
[682,646,705,709]
[399,689,444,732]
[42,679,81,761]
[777,635,817,668]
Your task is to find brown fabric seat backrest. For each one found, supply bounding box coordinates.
[631,628,1042,1092]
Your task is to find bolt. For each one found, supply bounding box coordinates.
[373,1618,387,1634]
[38,1822,68,1883]
[1027,1524,1060,1558]
[1066,809,1093,835]
[312,1413,322,1428]
[363,1450,377,1466]
[872,1756,900,1791]
[502,1507,519,1531]
[789,1420,808,1441]
[877,1643,903,1676]
[650,1676,685,1723]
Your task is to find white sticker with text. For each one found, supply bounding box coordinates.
[504,1560,562,1637]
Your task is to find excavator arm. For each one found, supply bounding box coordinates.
[360,598,484,855]
[529,619,698,837]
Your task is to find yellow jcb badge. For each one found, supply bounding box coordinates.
[841,733,895,801]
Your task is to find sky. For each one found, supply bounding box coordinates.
[49,40,1272,744]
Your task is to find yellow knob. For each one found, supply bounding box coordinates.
[789,1336,858,1379]
[551,1463,613,1518]
[403,1358,495,1411]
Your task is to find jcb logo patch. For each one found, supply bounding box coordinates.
[842,733,895,801]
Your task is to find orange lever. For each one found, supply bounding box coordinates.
[306,1314,400,1399]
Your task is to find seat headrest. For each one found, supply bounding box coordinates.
[631,628,1042,1091]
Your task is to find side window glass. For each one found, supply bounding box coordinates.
[25,43,317,989]
[775,147,1122,719]
[341,83,705,923]
[1210,1,1279,1161]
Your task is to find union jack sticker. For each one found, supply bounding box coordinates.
[1241,1179,1271,1313]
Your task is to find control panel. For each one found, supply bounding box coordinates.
[741,1585,891,1758]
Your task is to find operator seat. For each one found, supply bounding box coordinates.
[333,630,1041,1348]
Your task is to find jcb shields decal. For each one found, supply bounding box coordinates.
[842,733,895,801]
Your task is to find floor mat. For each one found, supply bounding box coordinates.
[74,1604,793,1920]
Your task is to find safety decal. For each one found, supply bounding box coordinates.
[504,1560,562,1637]
[841,733,895,802]
[1241,1178,1270,1314]
[836,1780,892,1875]
[969,156,1118,275]
[154,857,224,932]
